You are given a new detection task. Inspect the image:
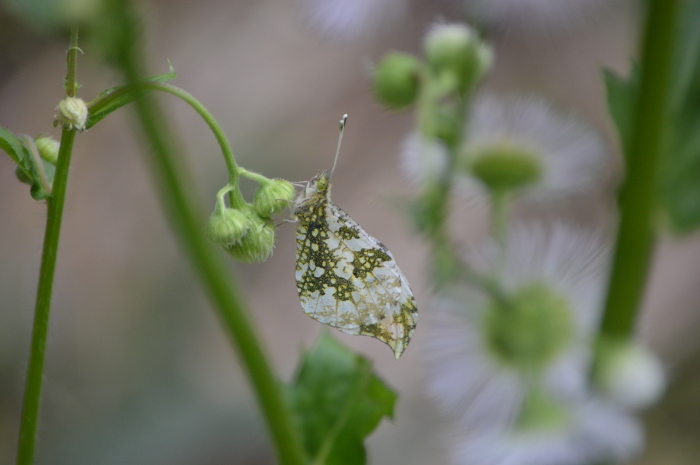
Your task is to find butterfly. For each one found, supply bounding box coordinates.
[293,116,417,358]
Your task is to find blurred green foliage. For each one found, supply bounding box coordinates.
[605,0,700,234]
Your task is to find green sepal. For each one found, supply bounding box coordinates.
[85,61,176,129]
[288,332,397,465]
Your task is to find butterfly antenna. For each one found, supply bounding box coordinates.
[330,114,348,178]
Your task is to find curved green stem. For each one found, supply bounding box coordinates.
[599,0,680,338]
[239,167,273,184]
[137,82,247,209]
[16,26,79,465]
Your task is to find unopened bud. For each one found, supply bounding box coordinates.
[253,179,296,217]
[207,207,251,246]
[424,24,492,93]
[373,53,422,110]
[35,136,60,164]
[226,214,276,263]
[55,97,88,131]
[594,338,666,409]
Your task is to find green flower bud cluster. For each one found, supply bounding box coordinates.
[207,177,295,264]
[372,23,492,113]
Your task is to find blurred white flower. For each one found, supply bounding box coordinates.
[401,132,450,185]
[460,0,613,35]
[450,399,642,465]
[460,94,606,203]
[299,0,408,40]
[425,223,609,432]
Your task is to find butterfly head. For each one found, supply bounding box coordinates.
[304,170,331,197]
[294,170,331,212]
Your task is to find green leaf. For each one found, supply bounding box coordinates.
[604,0,700,234]
[659,0,700,233]
[0,126,31,169]
[85,61,176,129]
[603,64,640,160]
[288,332,397,465]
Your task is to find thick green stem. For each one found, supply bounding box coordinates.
[16,26,79,465]
[114,11,305,465]
[599,0,680,337]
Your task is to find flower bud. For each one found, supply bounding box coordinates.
[35,136,60,164]
[207,206,251,246]
[373,52,422,110]
[226,213,276,263]
[253,179,296,217]
[485,283,573,372]
[594,338,666,409]
[55,97,88,131]
[464,143,542,193]
[424,24,492,93]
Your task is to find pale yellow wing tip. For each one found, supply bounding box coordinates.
[389,342,407,359]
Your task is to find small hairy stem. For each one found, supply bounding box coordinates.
[134,82,247,208]
[599,0,680,338]
[490,190,510,276]
[16,26,80,465]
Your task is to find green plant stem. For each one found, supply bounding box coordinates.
[138,82,246,208]
[599,0,680,338]
[16,26,79,465]
[490,190,509,274]
[116,20,306,465]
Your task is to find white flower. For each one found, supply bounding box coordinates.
[401,132,450,186]
[461,0,613,35]
[450,400,642,465]
[425,223,609,432]
[299,0,408,40]
[460,94,606,203]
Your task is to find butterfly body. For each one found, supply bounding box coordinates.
[294,171,417,358]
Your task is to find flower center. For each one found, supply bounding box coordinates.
[484,282,573,372]
[468,143,542,193]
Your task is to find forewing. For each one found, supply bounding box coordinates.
[295,199,417,358]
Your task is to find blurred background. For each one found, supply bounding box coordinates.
[1,0,699,463]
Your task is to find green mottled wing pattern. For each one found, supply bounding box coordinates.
[294,173,417,358]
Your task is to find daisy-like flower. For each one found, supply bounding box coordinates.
[401,132,450,186]
[449,399,642,465]
[299,0,408,40]
[425,223,609,432]
[459,94,607,203]
[460,0,613,35]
